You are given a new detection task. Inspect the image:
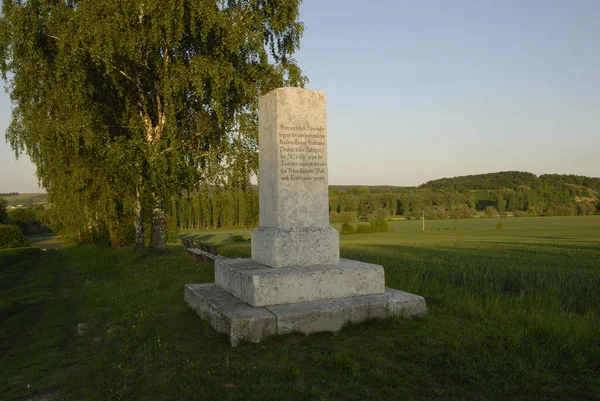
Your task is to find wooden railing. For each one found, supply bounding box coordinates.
[181,238,226,261]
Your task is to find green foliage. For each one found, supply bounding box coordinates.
[7,205,52,236]
[340,222,356,235]
[338,211,357,223]
[356,224,373,234]
[370,208,388,220]
[370,218,389,233]
[324,171,600,221]
[232,235,245,242]
[175,187,258,229]
[0,198,7,223]
[329,210,339,223]
[420,171,539,191]
[1,0,306,248]
[0,224,29,249]
[496,222,503,230]
[484,206,498,218]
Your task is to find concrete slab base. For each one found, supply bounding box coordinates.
[185,283,426,346]
[215,258,385,307]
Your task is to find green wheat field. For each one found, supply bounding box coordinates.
[2,216,599,400]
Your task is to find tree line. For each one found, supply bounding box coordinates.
[329,172,600,221]
[2,171,598,247]
[133,171,600,231]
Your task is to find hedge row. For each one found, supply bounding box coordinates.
[0,224,30,249]
[340,219,389,235]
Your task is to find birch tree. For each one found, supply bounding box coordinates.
[1,0,306,250]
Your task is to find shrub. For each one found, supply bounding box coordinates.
[338,211,357,223]
[340,222,356,235]
[496,223,503,230]
[232,235,245,242]
[484,206,498,218]
[0,224,30,249]
[329,210,339,223]
[356,224,373,234]
[370,219,389,233]
[370,208,388,220]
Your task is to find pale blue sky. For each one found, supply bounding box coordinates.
[1,0,599,192]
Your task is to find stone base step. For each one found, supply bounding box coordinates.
[215,258,385,307]
[184,283,426,346]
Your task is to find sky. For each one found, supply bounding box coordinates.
[1,0,599,193]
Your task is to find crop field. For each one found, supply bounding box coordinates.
[2,216,599,400]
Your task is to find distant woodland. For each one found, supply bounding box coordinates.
[174,171,600,230]
[2,171,599,245]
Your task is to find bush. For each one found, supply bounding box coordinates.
[340,222,356,235]
[0,224,30,249]
[232,235,245,242]
[356,224,373,234]
[370,208,388,220]
[496,223,503,230]
[484,206,498,218]
[329,210,339,223]
[338,211,357,223]
[370,219,389,233]
[8,206,52,236]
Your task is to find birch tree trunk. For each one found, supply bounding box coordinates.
[133,187,145,251]
[149,194,167,252]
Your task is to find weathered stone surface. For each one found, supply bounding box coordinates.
[251,225,339,268]
[252,87,339,268]
[256,87,329,228]
[387,289,428,317]
[184,285,426,345]
[215,258,385,307]
[268,288,426,335]
[184,283,276,346]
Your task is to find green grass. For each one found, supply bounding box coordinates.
[1,216,599,400]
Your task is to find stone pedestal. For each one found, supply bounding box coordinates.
[251,226,339,268]
[215,258,385,307]
[185,87,426,346]
[185,284,426,347]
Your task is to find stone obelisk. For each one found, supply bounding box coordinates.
[185,88,426,346]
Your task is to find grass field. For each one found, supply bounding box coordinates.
[2,216,599,400]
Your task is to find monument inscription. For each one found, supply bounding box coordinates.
[279,124,326,182]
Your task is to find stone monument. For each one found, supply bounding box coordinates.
[185,87,426,346]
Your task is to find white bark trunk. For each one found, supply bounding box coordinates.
[134,187,145,250]
[149,194,167,252]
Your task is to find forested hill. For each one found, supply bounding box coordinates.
[326,171,599,224]
[419,171,600,192]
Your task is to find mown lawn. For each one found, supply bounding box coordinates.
[1,216,599,400]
